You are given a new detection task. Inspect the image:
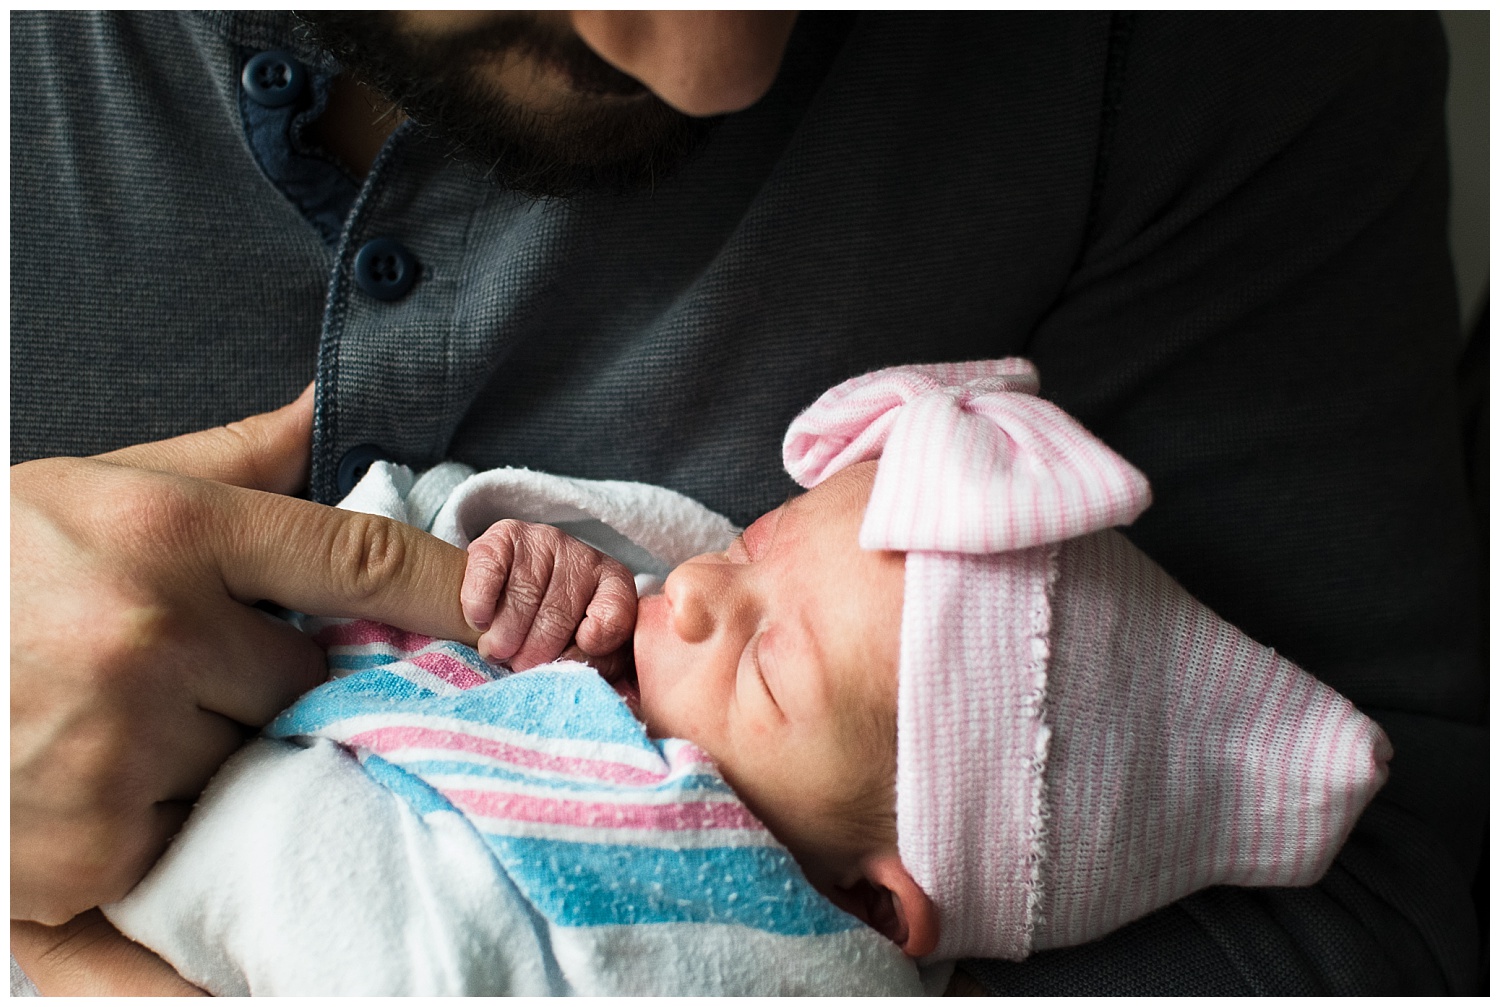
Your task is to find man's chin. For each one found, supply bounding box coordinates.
[295,10,718,198]
[435,96,718,198]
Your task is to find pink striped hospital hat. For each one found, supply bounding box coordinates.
[783,360,1390,961]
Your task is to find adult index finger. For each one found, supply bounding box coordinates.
[209,483,480,647]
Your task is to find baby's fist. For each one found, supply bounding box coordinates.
[462,520,637,671]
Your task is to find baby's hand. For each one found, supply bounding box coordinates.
[462,520,637,671]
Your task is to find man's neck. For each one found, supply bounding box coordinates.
[305,75,405,179]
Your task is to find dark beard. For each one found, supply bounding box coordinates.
[293,12,720,198]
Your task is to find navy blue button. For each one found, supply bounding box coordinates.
[241,50,306,108]
[353,238,419,301]
[337,443,388,497]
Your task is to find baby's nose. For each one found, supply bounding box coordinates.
[663,563,722,643]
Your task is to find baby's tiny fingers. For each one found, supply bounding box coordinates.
[575,564,638,656]
[462,533,516,631]
[478,522,566,664]
[509,536,622,670]
[508,588,587,670]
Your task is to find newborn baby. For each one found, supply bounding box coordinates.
[102,456,927,996]
[102,359,1391,994]
[461,458,919,946]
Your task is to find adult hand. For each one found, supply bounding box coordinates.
[11,386,478,925]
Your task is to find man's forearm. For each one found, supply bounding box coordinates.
[12,910,206,996]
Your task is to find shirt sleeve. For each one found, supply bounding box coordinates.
[970,12,1484,994]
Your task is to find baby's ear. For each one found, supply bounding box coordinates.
[826,851,938,958]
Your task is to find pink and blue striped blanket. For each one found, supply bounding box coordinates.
[266,616,874,939]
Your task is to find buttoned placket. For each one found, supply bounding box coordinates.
[309,123,523,505]
[235,42,488,504]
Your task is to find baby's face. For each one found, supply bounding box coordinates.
[627,462,904,879]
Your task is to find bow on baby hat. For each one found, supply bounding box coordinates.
[783,358,1152,552]
[781,360,1390,962]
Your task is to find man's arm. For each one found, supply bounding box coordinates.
[12,912,204,996]
[11,388,481,925]
[974,13,1482,993]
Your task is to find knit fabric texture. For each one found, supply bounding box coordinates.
[784,359,1152,553]
[1036,530,1392,952]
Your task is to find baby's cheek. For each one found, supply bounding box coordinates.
[631,597,668,671]
[636,681,726,756]
[630,599,680,732]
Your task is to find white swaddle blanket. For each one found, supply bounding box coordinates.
[101,462,927,996]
